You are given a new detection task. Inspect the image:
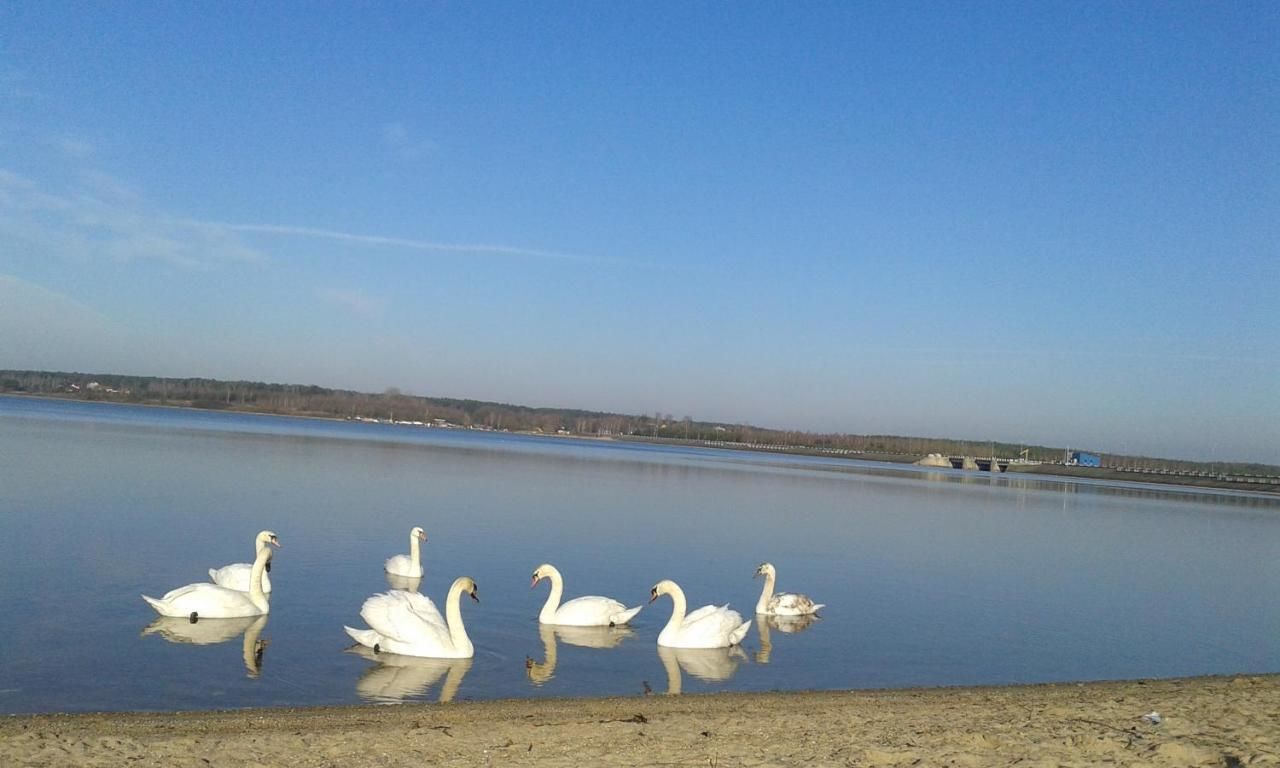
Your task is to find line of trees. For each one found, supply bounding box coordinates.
[2,369,1275,477]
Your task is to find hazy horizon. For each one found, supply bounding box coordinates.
[2,4,1276,463]
[3,371,1273,468]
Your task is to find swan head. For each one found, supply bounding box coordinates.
[649,579,678,604]
[754,562,775,579]
[457,576,479,603]
[411,526,428,542]
[255,530,281,549]
[530,563,553,589]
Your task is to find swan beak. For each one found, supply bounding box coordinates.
[530,575,539,589]
[470,586,480,603]
[418,532,428,542]
[648,588,658,604]
[270,536,281,548]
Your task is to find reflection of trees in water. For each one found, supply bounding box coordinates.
[347,645,472,703]
[525,623,635,687]
[657,645,744,695]
[754,613,820,664]
[141,614,270,678]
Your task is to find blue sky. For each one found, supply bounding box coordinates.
[1,3,1276,463]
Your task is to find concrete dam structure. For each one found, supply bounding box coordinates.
[915,453,1009,472]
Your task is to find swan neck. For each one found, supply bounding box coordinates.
[249,547,271,612]
[539,567,564,623]
[409,534,421,569]
[756,571,776,613]
[662,584,687,637]
[445,579,473,656]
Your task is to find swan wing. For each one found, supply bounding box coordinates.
[144,582,259,618]
[683,603,726,625]
[609,604,643,626]
[209,563,272,593]
[681,604,749,647]
[554,596,628,626]
[360,591,449,647]
[385,554,423,578]
[768,592,821,615]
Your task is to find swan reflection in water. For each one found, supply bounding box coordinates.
[754,613,820,664]
[526,623,635,686]
[657,645,745,695]
[347,645,472,703]
[385,573,423,592]
[140,614,270,678]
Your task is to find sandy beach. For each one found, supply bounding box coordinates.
[3,675,1276,767]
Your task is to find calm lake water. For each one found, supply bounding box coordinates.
[1,395,1277,714]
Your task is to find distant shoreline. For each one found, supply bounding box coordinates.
[2,675,1275,767]
[4,391,1277,496]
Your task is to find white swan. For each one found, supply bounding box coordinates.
[344,577,478,659]
[649,579,750,649]
[754,562,824,616]
[143,543,275,619]
[208,530,279,593]
[384,526,428,578]
[531,563,643,626]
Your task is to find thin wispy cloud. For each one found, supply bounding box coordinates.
[382,121,435,162]
[0,168,264,269]
[217,222,612,264]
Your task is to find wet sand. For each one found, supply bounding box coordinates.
[3,675,1276,767]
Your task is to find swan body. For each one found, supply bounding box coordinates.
[344,577,478,659]
[754,562,824,616]
[531,563,642,626]
[208,530,278,593]
[650,579,750,649]
[144,543,275,618]
[384,526,428,578]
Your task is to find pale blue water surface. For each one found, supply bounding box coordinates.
[1,395,1277,713]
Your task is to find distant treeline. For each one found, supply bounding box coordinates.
[2,369,1276,477]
